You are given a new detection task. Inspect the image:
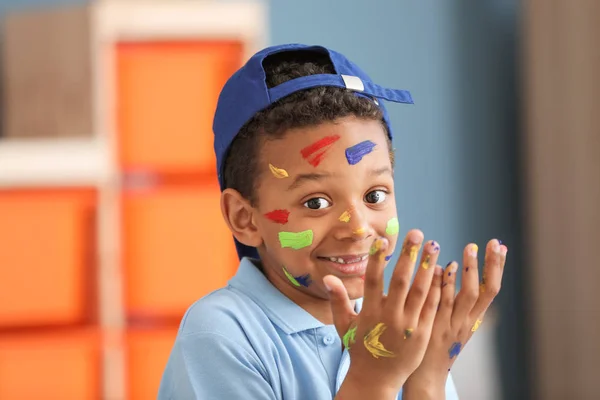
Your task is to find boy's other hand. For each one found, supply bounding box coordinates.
[325,230,443,395]
[404,239,507,394]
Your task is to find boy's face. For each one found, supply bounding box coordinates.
[252,116,398,301]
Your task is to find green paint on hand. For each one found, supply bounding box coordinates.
[283,267,301,287]
[385,217,399,236]
[278,230,314,250]
[343,325,357,350]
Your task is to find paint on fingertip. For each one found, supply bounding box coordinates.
[264,209,290,224]
[385,217,399,236]
[363,323,396,359]
[268,163,289,178]
[471,319,483,332]
[466,267,470,272]
[422,254,431,270]
[301,135,340,166]
[345,140,377,165]
[385,254,393,261]
[279,230,314,250]
[369,239,384,255]
[448,342,462,359]
[339,210,351,223]
[442,282,448,288]
[469,244,478,258]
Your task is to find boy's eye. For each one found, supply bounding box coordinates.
[365,190,387,204]
[303,198,331,210]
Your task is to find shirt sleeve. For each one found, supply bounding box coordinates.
[445,373,460,400]
[158,331,278,400]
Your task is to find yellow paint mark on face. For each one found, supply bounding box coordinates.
[339,210,351,223]
[353,227,366,235]
[363,323,395,359]
[269,163,289,179]
[471,319,483,333]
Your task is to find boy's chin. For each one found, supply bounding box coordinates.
[343,280,365,300]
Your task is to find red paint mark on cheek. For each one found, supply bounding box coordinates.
[264,209,290,224]
[300,135,340,167]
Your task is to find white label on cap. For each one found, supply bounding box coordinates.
[341,75,365,91]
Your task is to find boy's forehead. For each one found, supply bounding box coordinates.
[260,118,389,167]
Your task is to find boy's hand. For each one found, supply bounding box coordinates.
[404,239,507,396]
[325,230,443,395]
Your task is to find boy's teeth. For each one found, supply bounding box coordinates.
[361,255,369,261]
[327,256,368,264]
[329,257,346,264]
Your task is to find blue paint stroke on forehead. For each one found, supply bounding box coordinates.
[345,140,377,165]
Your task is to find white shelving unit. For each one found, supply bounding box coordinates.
[0,2,266,398]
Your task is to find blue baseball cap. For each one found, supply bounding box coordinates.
[213,43,414,260]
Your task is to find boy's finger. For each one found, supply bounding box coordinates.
[324,275,358,338]
[451,243,480,327]
[437,261,459,323]
[418,265,444,330]
[361,237,389,316]
[469,239,507,319]
[403,240,440,317]
[386,229,424,311]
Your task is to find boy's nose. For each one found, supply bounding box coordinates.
[333,206,374,242]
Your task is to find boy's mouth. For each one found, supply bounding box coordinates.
[318,254,369,264]
[317,254,369,276]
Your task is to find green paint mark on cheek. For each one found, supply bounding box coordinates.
[282,267,301,287]
[385,217,399,236]
[278,230,314,250]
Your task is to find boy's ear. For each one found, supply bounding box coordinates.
[220,188,263,248]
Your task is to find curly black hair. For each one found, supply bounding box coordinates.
[222,50,393,206]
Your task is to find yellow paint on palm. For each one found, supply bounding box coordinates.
[339,210,351,223]
[471,319,483,332]
[269,163,289,178]
[363,323,395,359]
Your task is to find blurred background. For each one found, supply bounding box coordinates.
[0,0,597,399]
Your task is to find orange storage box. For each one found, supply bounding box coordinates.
[126,328,178,400]
[123,183,237,319]
[0,329,100,399]
[116,40,243,174]
[0,189,96,327]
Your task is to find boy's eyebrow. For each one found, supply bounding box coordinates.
[286,172,331,191]
[370,166,394,176]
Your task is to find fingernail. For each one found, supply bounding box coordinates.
[434,266,443,276]
[323,281,332,292]
[468,244,478,258]
[500,245,508,256]
[451,263,459,273]
[492,241,501,253]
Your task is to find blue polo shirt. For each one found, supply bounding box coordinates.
[158,258,459,399]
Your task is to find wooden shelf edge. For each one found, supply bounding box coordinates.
[0,137,111,188]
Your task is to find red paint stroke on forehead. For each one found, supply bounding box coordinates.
[300,135,341,167]
[264,209,290,224]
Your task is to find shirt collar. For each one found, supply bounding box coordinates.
[228,258,364,335]
[228,258,324,334]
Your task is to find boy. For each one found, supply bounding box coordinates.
[158,44,507,399]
